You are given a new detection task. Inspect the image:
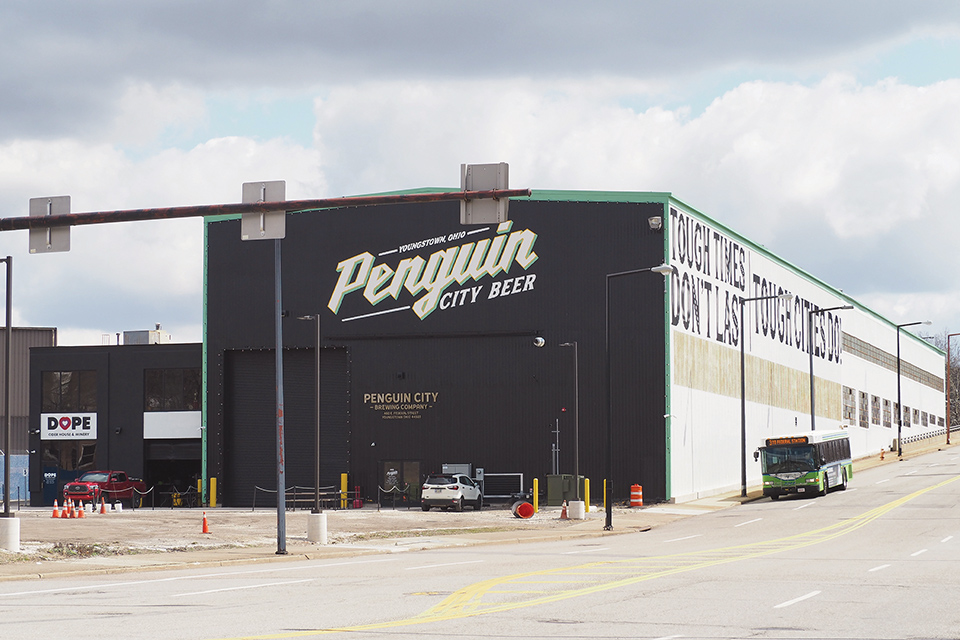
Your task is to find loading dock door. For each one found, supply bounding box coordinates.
[222,347,350,507]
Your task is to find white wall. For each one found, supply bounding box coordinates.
[665,201,944,502]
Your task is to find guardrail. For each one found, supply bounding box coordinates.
[252,485,347,511]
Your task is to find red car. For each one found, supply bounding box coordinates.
[63,470,146,506]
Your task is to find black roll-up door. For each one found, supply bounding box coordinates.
[222,347,350,507]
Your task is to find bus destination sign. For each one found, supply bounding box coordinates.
[766,436,810,446]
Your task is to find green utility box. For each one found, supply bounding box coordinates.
[545,474,585,506]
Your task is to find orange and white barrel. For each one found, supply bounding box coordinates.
[630,484,643,507]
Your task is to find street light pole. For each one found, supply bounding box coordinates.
[559,342,579,501]
[896,320,930,458]
[297,314,322,514]
[1,257,10,519]
[807,305,853,431]
[740,292,794,498]
[605,263,672,531]
[948,333,960,446]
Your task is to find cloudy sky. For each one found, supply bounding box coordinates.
[2,2,960,345]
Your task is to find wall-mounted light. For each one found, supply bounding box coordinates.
[648,216,663,231]
[533,337,545,348]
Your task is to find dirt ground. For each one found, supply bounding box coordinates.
[4,502,657,563]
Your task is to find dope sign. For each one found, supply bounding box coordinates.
[40,413,97,440]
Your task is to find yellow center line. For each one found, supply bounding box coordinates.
[214,474,959,639]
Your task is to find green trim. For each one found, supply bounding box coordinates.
[662,201,673,501]
[201,220,209,505]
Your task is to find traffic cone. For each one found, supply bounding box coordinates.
[202,511,211,534]
[61,501,70,518]
[70,501,78,518]
[560,500,568,520]
[99,497,107,514]
[77,501,85,518]
[51,500,60,518]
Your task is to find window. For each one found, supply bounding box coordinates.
[41,371,97,412]
[903,406,911,427]
[859,391,869,428]
[883,399,892,428]
[144,368,201,412]
[871,395,881,426]
[913,408,920,426]
[843,386,857,425]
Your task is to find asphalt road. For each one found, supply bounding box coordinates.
[2,449,958,639]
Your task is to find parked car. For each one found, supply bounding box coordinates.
[63,470,146,507]
[420,473,482,511]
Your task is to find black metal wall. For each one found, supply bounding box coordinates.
[206,197,668,503]
[28,343,201,505]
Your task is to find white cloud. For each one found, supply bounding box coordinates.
[108,82,207,147]
[0,136,324,344]
[311,74,960,333]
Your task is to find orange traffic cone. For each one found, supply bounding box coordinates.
[70,501,78,518]
[61,501,70,518]
[51,500,60,518]
[202,511,211,534]
[560,500,568,520]
[77,501,85,518]
[99,497,107,514]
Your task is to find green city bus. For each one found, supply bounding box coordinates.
[756,430,852,500]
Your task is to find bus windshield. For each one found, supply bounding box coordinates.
[761,445,817,474]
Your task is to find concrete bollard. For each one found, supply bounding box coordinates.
[0,516,20,552]
[568,500,586,520]
[307,512,328,544]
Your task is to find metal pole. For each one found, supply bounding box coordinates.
[947,333,959,446]
[560,342,579,501]
[739,292,794,497]
[603,264,670,529]
[605,275,613,530]
[572,342,579,502]
[808,308,815,431]
[274,239,287,554]
[314,314,321,514]
[2,257,10,518]
[897,327,903,458]
[3,190,533,232]
[740,298,747,498]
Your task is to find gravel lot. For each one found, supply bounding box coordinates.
[3,502,669,563]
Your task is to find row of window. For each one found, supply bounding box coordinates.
[842,386,943,429]
[41,368,201,413]
[843,332,943,391]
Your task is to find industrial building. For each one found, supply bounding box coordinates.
[28,189,948,506]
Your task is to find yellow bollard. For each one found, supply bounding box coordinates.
[210,477,217,508]
[603,479,607,512]
[340,473,349,509]
[533,478,539,513]
[584,478,590,513]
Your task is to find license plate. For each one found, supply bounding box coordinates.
[797,488,806,492]
[433,489,443,493]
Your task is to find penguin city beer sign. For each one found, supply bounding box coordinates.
[41,413,98,440]
[327,221,539,322]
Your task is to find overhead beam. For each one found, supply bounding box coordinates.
[1,189,532,232]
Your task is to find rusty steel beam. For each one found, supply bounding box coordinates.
[0,189,532,231]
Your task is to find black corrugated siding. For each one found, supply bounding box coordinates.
[222,347,349,507]
[207,198,668,504]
